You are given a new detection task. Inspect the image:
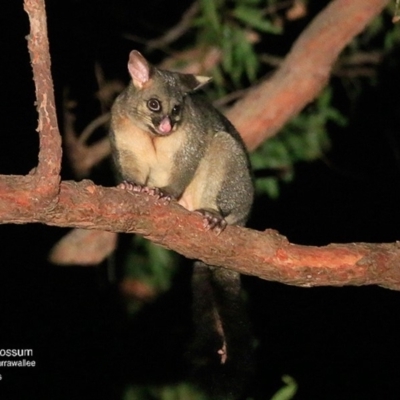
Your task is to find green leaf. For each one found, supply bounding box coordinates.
[231,30,246,84]
[325,108,347,126]
[270,375,298,400]
[233,6,282,34]
[229,28,259,82]
[251,146,266,167]
[123,383,208,400]
[199,0,221,34]
[256,177,280,199]
[210,66,227,98]
[234,0,262,5]
[222,25,234,73]
[266,139,291,165]
[243,42,259,81]
[316,86,332,108]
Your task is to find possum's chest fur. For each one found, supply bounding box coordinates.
[111,115,184,189]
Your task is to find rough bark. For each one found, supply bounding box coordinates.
[23,0,62,204]
[2,179,400,290]
[227,0,390,150]
[1,0,398,290]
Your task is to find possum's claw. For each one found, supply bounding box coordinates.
[118,181,172,205]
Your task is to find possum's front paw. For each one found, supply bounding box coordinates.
[118,181,172,205]
[194,209,227,235]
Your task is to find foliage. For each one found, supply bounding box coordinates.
[123,383,208,400]
[270,375,297,400]
[104,1,400,398]
[339,5,400,101]
[251,87,347,198]
[191,1,400,198]
[122,236,178,314]
[122,375,297,400]
[196,0,282,89]
[114,1,400,395]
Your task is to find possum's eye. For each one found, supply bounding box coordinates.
[147,98,162,112]
[171,104,181,117]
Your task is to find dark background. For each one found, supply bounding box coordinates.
[1,1,400,399]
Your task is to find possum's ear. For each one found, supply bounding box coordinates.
[181,74,212,92]
[192,75,212,91]
[127,50,153,88]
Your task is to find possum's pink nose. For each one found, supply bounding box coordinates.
[159,116,172,134]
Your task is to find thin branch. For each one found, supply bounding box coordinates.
[49,228,117,265]
[79,113,110,143]
[146,1,200,51]
[213,88,249,108]
[62,74,124,178]
[122,2,200,52]
[340,51,383,66]
[226,0,390,151]
[63,97,111,179]
[263,0,295,15]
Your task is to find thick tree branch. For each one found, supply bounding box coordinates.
[23,0,62,205]
[2,179,400,290]
[227,0,390,150]
[2,0,399,290]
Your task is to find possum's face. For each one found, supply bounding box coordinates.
[130,70,184,136]
[125,50,209,136]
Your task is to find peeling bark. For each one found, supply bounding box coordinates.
[23,0,62,205]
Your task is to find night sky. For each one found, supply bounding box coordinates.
[1,1,400,399]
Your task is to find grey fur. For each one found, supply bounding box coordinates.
[110,50,254,399]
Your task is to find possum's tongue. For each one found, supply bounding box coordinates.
[158,116,172,134]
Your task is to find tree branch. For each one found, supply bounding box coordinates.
[1,0,399,290]
[227,0,390,151]
[23,0,62,203]
[2,179,400,290]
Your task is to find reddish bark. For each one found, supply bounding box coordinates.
[0,0,398,290]
[23,0,62,205]
[49,229,117,265]
[2,179,400,289]
[227,0,390,150]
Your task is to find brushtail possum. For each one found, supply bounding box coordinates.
[110,50,254,398]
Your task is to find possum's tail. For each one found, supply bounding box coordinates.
[189,261,254,400]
